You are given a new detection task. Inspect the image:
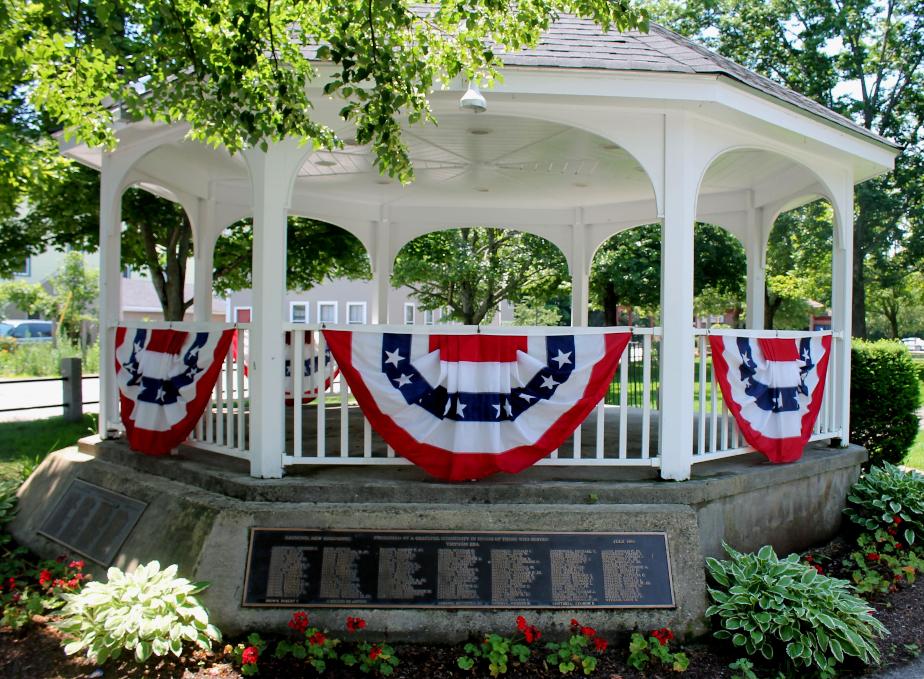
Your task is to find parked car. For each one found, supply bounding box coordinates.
[3,320,54,343]
[901,337,924,352]
[0,322,12,337]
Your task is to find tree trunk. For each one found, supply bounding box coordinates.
[602,287,619,326]
[852,198,868,339]
[764,286,782,329]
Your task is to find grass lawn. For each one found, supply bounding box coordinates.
[0,414,96,481]
[904,379,924,471]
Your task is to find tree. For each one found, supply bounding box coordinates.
[589,223,746,325]
[391,228,568,325]
[654,0,924,338]
[867,270,924,338]
[15,0,648,184]
[7,164,371,320]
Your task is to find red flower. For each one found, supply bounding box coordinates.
[894,516,903,525]
[805,555,814,563]
[813,564,824,574]
[516,615,527,631]
[369,645,383,661]
[866,552,881,561]
[346,615,367,632]
[38,570,52,586]
[570,618,579,628]
[888,528,898,536]
[288,611,309,634]
[594,637,608,652]
[67,578,80,589]
[68,560,85,571]
[241,646,259,665]
[11,593,20,603]
[6,577,15,591]
[580,626,596,638]
[524,625,541,644]
[309,631,327,646]
[652,628,674,645]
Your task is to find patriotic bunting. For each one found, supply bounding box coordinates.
[323,329,631,481]
[115,326,234,456]
[709,334,832,463]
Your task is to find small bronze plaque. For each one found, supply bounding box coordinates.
[38,479,147,566]
[243,529,674,609]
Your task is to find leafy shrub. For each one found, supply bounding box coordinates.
[0,479,18,526]
[341,615,400,676]
[845,530,924,596]
[706,544,886,677]
[543,619,609,675]
[457,616,540,676]
[627,628,688,673]
[275,610,341,672]
[229,633,265,676]
[850,340,921,466]
[845,463,924,545]
[1,556,89,630]
[58,561,220,664]
[0,339,99,378]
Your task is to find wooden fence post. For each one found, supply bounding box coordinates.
[61,357,83,422]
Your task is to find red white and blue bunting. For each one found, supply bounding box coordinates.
[323,328,631,481]
[230,330,337,403]
[709,334,832,463]
[115,326,234,456]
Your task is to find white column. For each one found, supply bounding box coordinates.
[243,140,303,478]
[193,199,217,322]
[658,113,699,481]
[745,208,766,330]
[371,213,391,324]
[831,178,854,444]
[570,214,589,327]
[98,153,124,438]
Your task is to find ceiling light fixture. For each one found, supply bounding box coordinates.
[460,83,487,113]
[315,159,337,167]
[601,142,620,150]
[469,128,491,136]
[475,187,490,193]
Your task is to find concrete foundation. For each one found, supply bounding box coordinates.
[10,438,865,640]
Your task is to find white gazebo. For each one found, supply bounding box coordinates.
[64,20,898,482]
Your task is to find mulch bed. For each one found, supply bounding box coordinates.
[2,538,923,679]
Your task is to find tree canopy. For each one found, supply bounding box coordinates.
[654,0,924,337]
[392,227,569,325]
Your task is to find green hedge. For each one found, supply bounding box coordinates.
[850,340,921,467]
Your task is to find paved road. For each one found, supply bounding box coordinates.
[0,375,100,422]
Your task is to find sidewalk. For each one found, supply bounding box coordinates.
[0,376,99,422]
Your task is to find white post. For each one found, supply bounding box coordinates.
[243,140,304,478]
[658,113,698,481]
[371,213,391,324]
[831,176,854,444]
[570,213,589,327]
[193,199,217,322]
[98,153,124,438]
[745,208,766,330]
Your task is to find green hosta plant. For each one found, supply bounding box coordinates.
[57,561,221,665]
[845,463,924,545]
[0,479,18,526]
[706,544,886,677]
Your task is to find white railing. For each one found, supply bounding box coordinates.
[280,324,661,468]
[691,328,842,464]
[187,324,251,460]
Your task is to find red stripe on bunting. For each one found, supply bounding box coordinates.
[427,334,528,362]
[709,334,832,463]
[324,330,630,481]
[756,338,801,362]
[145,329,189,354]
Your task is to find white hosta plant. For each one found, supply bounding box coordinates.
[57,560,221,665]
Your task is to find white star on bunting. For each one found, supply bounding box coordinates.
[384,348,404,367]
[540,374,559,390]
[552,349,572,368]
[394,373,413,387]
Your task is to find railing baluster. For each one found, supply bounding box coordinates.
[293,329,304,458]
[697,334,706,456]
[710,343,718,453]
[595,398,605,459]
[225,350,234,446]
[340,370,349,458]
[237,328,246,452]
[721,393,729,451]
[316,330,327,459]
[364,416,372,458]
[641,334,652,459]
[214,367,224,446]
[618,346,628,459]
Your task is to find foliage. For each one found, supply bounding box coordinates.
[512,299,569,327]
[275,610,341,673]
[393,228,569,325]
[626,628,689,673]
[543,619,609,675]
[728,657,760,679]
[0,338,99,377]
[58,561,220,665]
[844,530,924,596]
[229,633,266,676]
[850,340,921,466]
[457,615,540,676]
[15,1,647,184]
[0,478,17,526]
[1,550,90,631]
[340,615,400,676]
[0,414,98,482]
[705,544,886,677]
[653,0,924,339]
[845,463,924,546]
[589,223,745,325]
[867,271,924,339]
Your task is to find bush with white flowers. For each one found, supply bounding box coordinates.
[57,560,221,664]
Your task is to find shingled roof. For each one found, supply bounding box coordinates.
[495,17,896,148]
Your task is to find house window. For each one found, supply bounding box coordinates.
[13,257,30,278]
[234,307,252,323]
[347,302,366,325]
[318,302,338,324]
[290,302,308,323]
[404,303,415,325]
[424,309,435,325]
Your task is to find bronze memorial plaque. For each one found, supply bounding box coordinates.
[243,529,674,609]
[39,479,147,566]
